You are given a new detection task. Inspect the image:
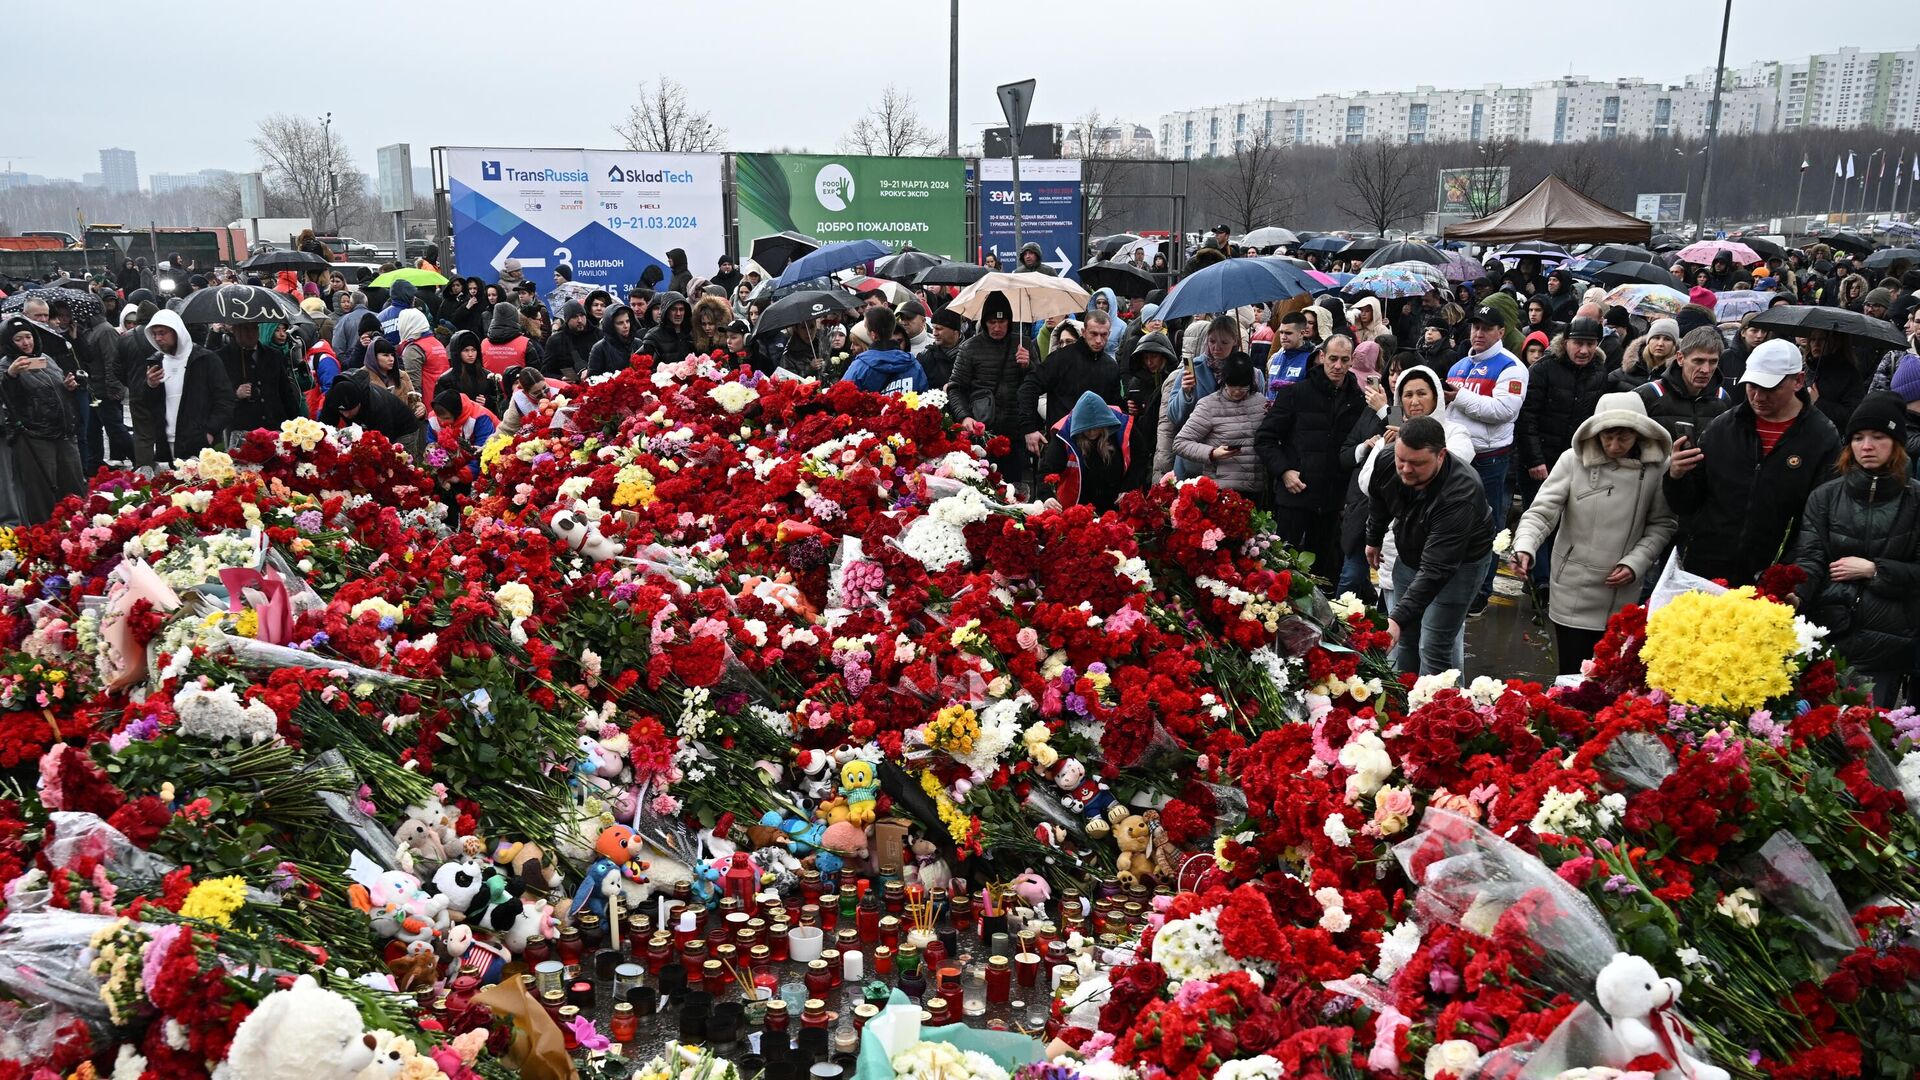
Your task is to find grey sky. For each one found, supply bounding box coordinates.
[14,0,1920,180]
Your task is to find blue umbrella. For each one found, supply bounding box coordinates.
[773,239,893,287]
[1155,257,1321,322]
[1299,236,1350,254]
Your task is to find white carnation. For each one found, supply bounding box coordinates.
[173,682,279,745]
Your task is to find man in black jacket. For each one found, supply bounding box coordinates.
[948,291,1032,487]
[1019,311,1122,486]
[1256,334,1366,578]
[1636,326,1732,441]
[1366,416,1495,675]
[542,301,599,379]
[317,369,422,442]
[916,308,963,390]
[1664,339,1840,586]
[139,308,234,462]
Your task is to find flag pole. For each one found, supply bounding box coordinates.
[1828,154,1840,219]
[1794,151,1807,220]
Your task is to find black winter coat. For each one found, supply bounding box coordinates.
[224,342,306,433]
[640,293,693,362]
[1663,399,1840,586]
[947,330,1026,435]
[1017,341,1121,436]
[1367,452,1495,626]
[1254,366,1366,510]
[588,305,641,377]
[1807,348,1867,431]
[140,346,234,457]
[1122,345,1172,490]
[1633,364,1733,442]
[1517,351,1610,472]
[1792,469,1920,670]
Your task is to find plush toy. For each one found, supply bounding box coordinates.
[759,809,826,856]
[1009,869,1052,909]
[501,897,558,954]
[795,749,837,804]
[1113,814,1154,886]
[569,824,646,920]
[225,974,376,1080]
[906,834,951,892]
[548,506,624,562]
[387,940,439,992]
[393,813,448,873]
[491,839,562,895]
[354,1031,409,1080]
[839,759,879,827]
[753,844,803,893]
[1054,758,1115,822]
[1595,952,1730,1080]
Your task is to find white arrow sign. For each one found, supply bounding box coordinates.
[489,236,547,273]
[1048,246,1074,276]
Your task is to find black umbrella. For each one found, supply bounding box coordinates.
[1751,304,1909,352]
[0,286,102,322]
[1864,247,1920,271]
[1360,240,1446,270]
[1823,232,1874,257]
[1648,233,1686,252]
[754,288,856,337]
[1591,262,1684,289]
[1078,260,1157,300]
[1500,240,1571,258]
[748,231,821,276]
[1091,233,1142,260]
[1338,237,1388,260]
[1298,236,1348,254]
[1741,236,1789,261]
[746,277,818,304]
[873,248,947,282]
[237,249,331,274]
[177,284,295,325]
[912,262,991,288]
[1585,243,1654,264]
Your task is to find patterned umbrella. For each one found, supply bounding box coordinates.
[1712,290,1772,322]
[0,287,101,322]
[1675,240,1761,266]
[1345,260,1449,299]
[1438,250,1486,282]
[1603,283,1689,318]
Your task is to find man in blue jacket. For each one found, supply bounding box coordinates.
[1266,311,1315,396]
[840,308,927,395]
[378,279,418,344]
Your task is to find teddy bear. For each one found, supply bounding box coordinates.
[354,1031,409,1080]
[224,974,376,1080]
[392,813,448,874]
[1112,814,1153,886]
[1594,952,1730,1080]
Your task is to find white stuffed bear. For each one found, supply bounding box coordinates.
[1594,952,1729,1080]
[354,1031,408,1080]
[224,974,376,1080]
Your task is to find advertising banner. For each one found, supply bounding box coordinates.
[1438,166,1509,215]
[734,153,966,259]
[1633,192,1687,225]
[444,147,725,298]
[977,158,1082,280]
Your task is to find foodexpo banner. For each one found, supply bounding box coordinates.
[977,158,1082,281]
[445,147,725,298]
[734,153,966,259]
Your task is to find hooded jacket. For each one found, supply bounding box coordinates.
[1663,395,1840,586]
[1015,242,1058,276]
[482,301,543,375]
[2,316,74,440]
[332,303,373,365]
[1347,296,1390,344]
[1255,362,1367,510]
[318,369,422,441]
[542,300,600,378]
[588,304,640,376]
[840,348,928,395]
[666,249,692,295]
[1792,466,1920,670]
[397,309,449,403]
[640,292,693,362]
[1126,332,1174,487]
[1052,391,1131,510]
[141,308,233,456]
[1514,393,1678,631]
[1518,337,1611,472]
[378,280,418,344]
[948,321,1026,434]
[690,295,733,356]
[1084,289,1121,357]
[446,330,505,415]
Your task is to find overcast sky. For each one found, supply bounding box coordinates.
[13,0,1920,180]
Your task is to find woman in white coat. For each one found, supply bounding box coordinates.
[1512,392,1677,674]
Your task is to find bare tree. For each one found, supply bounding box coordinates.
[614,78,726,153]
[839,86,943,157]
[1067,109,1156,236]
[1336,141,1428,234]
[1462,138,1516,217]
[1553,142,1615,205]
[250,113,362,232]
[1204,130,1296,233]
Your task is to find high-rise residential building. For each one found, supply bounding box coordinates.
[81,172,104,188]
[149,168,234,195]
[1693,46,1920,133]
[1160,46,1917,159]
[98,148,138,195]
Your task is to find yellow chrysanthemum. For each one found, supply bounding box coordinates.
[924,705,981,755]
[612,463,657,508]
[1643,587,1798,710]
[179,876,249,927]
[918,769,977,846]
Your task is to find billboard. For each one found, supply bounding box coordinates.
[1633,192,1687,225]
[734,153,966,259]
[444,147,725,297]
[977,158,1083,280]
[1438,166,1510,215]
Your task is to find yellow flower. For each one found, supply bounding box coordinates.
[924,705,980,755]
[233,609,260,639]
[917,770,977,846]
[612,463,658,508]
[1643,587,1798,710]
[179,876,249,927]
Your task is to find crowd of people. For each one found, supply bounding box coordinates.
[6,226,1920,690]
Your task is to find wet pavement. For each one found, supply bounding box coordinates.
[1463,564,1559,683]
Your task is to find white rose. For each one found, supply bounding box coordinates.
[1424,1040,1481,1080]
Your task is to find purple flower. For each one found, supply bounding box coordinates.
[295,510,324,532]
[1602,874,1639,895]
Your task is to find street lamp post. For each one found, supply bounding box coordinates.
[321,112,337,236]
[1694,0,1731,241]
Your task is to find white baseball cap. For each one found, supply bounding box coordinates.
[1739,339,1805,389]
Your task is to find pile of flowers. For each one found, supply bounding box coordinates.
[0,342,1913,1080]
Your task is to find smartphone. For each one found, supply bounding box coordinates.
[1673,421,1695,442]
[1223,444,1240,452]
